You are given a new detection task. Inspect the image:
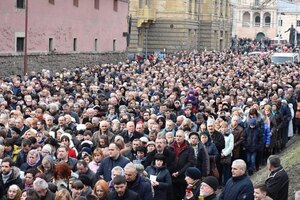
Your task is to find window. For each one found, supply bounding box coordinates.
[16,37,24,52]
[94,0,99,9]
[113,39,116,51]
[73,38,77,51]
[255,0,260,6]
[297,20,300,27]
[73,0,79,7]
[94,38,98,51]
[16,0,25,9]
[189,0,192,13]
[113,0,118,11]
[49,0,55,5]
[279,19,283,27]
[49,38,53,52]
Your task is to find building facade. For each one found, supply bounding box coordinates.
[128,0,232,53]
[0,0,129,54]
[231,0,277,40]
[277,0,300,43]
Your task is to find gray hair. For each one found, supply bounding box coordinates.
[111,166,125,180]
[33,177,48,189]
[124,162,137,172]
[232,159,247,172]
[268,155,281,168]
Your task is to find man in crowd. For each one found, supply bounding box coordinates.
[96,143,130,182]
[124,162,153,200]
[219,159,254,200]
[265,155,289,200]
[107,175,141,200]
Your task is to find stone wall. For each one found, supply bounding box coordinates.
[0,52,127,77]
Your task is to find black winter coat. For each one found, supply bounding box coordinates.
[169,141,195,181]
[265,166,289,200]
[243,126,263,152]
[127,175,153,200]
[0,167,23,197]
[143,147,176,172]
[107,188,141,200]
[146,164,172,200]
[219,174,254,200]
[209,131,225,155]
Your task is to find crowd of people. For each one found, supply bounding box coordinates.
[0,48,298,200]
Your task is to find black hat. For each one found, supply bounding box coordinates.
[202,176,219,191]
[78,174,91,187]
[189,132,200,140]
[185,167,201,180]
[10,127,21,135]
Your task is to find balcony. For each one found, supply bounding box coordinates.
[263,23,271,27]
[137,6,156,28]
[242,22,251,27]
[254,22,261,27]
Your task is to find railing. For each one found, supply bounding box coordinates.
[263,23,271,27]
[242,22,251,27]
[254,22,261,27]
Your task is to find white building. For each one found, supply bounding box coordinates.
[277,0,300,44]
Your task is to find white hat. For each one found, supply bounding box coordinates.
[207,118,215,126]
[42,144,52,154]
[140,137,149,143]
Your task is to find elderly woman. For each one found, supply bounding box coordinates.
[20,149,41,171]
[37,156,55,182]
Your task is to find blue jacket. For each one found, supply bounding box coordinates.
[264,124,271,145]
[127,175,153,200]
[146,164,172,200]
[219,174,254,200]
[96,155,130,182]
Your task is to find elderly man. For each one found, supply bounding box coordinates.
[124,162,153,200]
[170,130,195,200]
[92,120,115,146]
[33,177,55,200]
[96,143,130,182]
[265,155,289,200]
[219,159,254,200]
[185,176,219,200]
[120,121,142,143]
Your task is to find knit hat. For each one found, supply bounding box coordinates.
[202,176,219,191]
[42,144,52,154]
[140,136,149,144]
[154,153,166,162]
[249,118,256,126]
[185,167,201,180]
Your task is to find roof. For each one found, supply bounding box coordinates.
[278,0,300,13]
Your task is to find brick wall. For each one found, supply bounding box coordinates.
[0,52,127,77]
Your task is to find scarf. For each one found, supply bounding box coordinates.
[2,170,12,184]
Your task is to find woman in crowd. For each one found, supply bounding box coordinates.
[6,185,22,200]
[146,153,172,200]
[93,180,109,200]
